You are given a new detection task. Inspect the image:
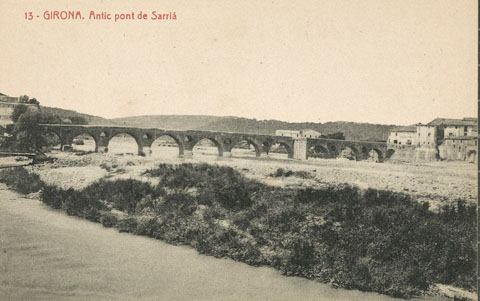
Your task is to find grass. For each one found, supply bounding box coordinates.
[0,164,476,299]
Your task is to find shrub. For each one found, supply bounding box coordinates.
[3,163,475,299]
[0,167,44,194]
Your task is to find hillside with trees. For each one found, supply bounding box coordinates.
[111,115,396,141]
[40,106,113,125]
[29,106,397,142]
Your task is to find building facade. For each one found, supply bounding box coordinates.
[387,126,416,146]
[0,93,36,128]
[275,129,321,139]
[388,117,477,163]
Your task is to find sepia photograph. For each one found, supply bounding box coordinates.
[0,1,477,300]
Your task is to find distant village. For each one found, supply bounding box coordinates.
[387,118,477,163]
[1,92,477,163]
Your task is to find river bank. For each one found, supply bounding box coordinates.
[26,148,477,210]
[0,161,476,300]
[1,184,406,301]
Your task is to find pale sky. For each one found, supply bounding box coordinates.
[0,0,477,125]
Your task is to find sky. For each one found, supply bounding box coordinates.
[0,0,477,125]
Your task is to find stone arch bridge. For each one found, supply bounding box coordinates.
[38,124,391,161]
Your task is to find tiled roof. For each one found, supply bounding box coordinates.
[428,118,477,126]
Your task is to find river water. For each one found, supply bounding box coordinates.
[0,185,446,300]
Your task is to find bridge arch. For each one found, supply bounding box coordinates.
[107,132,143,155]
[150,133,185,156]
[42,131,62,151]
[368,148,384,162]
[385,149,395,160]
[467,150,476,163]
[309,144,329,158]
[339,146,359,160]
[192,137,223,157]
[271,141,294,159]
[230,139,261,157]
[327,144,339,157]
[71,132,98,152]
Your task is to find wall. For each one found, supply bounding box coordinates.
[387,131,416,146]
[444,125,476,138]
[438,138,477,163]
[388,145,416,162]
[416,125,437,148]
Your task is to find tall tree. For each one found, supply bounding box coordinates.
[13,111,45,152]
[11,104,29,123]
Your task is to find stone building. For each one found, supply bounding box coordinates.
[428,117,477,138]
[388,117,477,163]
[0,93,37,128]
[387,126,416,146]
[439,136,477,162]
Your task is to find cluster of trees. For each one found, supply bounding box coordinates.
[9,103,87,152]
[18,95,40,105]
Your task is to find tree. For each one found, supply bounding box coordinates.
[13,110,46,152]
[324,132,345,140]
[19,95,29,103]
[28,98,39,105]
[11,104,29,123]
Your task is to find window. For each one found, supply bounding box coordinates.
[393,140,398,144]
[427,133,431,137]
[407,139,412,145]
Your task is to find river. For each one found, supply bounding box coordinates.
[0,185,447,300]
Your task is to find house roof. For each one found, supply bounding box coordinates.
[427,118,478,126]
[390,125,416,133]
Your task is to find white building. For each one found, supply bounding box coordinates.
[275,129,321,139]
[0,93,36,128]
[387,126,416,146]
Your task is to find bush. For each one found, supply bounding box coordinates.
[0,167,44,194]
[3,164,475,299]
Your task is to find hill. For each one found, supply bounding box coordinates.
[38,107,396,141]
[197,117,394,141]
[110,115,229,130]
[112,115,395,141]
[40,106,114,125]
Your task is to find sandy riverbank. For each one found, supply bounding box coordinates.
[21,147,476,211]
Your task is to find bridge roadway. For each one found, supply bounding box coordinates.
[38,124,391,161]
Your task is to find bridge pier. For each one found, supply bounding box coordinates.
[181,150,193,158]
[293,138,307,160]
[142,146,152,157]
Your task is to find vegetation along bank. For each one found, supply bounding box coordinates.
[0,163,475,299]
